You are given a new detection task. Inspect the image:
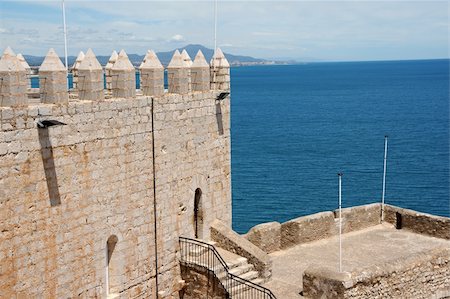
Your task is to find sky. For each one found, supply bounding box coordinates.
[0,1,448,62]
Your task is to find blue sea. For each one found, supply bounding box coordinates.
[230,60,449,233]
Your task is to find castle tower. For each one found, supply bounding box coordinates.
[16,53,31,89]
[0,47,28,107]
[191,50,210,92]
[71,51,85,90]
[77,49,104,101]
[105,50,118,93]
[210,48,230,91]
[111,49,135,98]
[167,50,189,94]
[39,48,68,104]
[139,50,164,97]
[181,49,193,92]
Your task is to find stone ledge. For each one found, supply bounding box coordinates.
[210,219,272,279]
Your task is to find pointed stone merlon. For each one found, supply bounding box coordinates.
[210,48,230,91]
[167,50,189,94]
[181,49,193,92]
[77,49,104,101]
[105,50,118,92]
[111,50,136,98]
[39,48,68,104]
[0,47,28,107]
[71,51,85,90]
[17,53,31,89]
[139,50,164,97]
[191,50,210,92]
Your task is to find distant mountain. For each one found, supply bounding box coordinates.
[23,44,286,67]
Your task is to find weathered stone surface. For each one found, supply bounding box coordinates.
[111,49,135,98]
[384,204,450,239]
[39,48,68,104]
[139,50,164,96]
[211,219,271,279]
[281,211,336,249]
[334,203,381,234]
[0,47,28,107]
[105,50,118,92]
[181,49,193,92]
[191,50,210,92]
[245,221,281,253]
[180,264,228,299]
[77,49,104,101]
[0,89,231,298]
[167,50,189,94]
[210,48,230,91]
[303,248,450,299]
[16,53,32,89]
[71,51,85,90]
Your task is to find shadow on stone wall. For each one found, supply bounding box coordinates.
[215,101,224,136]
[38,127,61,206]
[179,264,229,299]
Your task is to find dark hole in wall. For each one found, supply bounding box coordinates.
[215,101,224,136]
[396,212,402,229]
[37,127,61,206]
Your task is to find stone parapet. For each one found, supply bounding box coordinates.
[384,204,450,240]
[303,247,450,299]
[210,219,272,279]
[105,50,118,92]
[77,49,104,101]
[191,50,210,92]
[111,50,136,98]
[0,47,28,107]
[167,50,189,94]
[244,221,281,253]
[139,50,164,97]
[210,48,230,91]
[71,51,84,90]
[39,48,68,104]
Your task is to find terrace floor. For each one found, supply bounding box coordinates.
[262,223,450,298]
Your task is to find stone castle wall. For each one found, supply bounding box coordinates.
[0,47,231,298]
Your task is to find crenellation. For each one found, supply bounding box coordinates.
[140,50,164,97]
[71,51,85,90]
[0,47,28,107]
[167,50,189,94]
[39,48,68,104]
[105,50,118,93]
[210,48,230,91]
[77,49,104,102]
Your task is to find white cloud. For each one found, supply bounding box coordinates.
[0,28,8,34]
[170,34,185,42]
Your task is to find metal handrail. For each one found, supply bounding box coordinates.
[179,237,277,299]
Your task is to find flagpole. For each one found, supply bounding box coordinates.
[214,0,217,52]
[62,0,69,82]
[381,136,388,222]
[338,172,343,273]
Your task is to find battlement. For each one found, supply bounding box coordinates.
[0,46,230,108]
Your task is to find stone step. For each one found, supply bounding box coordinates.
[239,270,259,281]
[229,263,254,276]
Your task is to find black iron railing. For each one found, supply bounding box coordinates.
[179,237,277,299]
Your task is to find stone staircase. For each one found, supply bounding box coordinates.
[185,240,270,298]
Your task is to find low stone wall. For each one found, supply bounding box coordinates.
[180,264,229,299]
[384,204,450,240]
[210,220,272,279]
[303,247,450,299]
[245,203,384,251]
[281,211,336,249]
[335,203,381,234]
[244,222,281,253]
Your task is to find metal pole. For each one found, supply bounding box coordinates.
[381,136,388,222]
[214,0,217,52]
[338,172,343,273]
[62,0,69,87]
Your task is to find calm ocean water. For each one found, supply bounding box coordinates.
[231,60,449,233]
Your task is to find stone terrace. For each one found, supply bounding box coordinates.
[263,224,450,298]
